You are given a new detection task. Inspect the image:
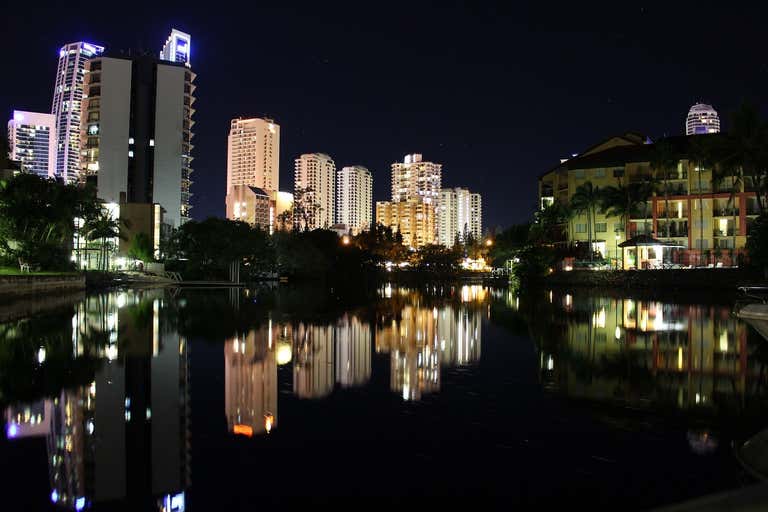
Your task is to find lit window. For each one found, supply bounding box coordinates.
[149,139,155,147]
[128,150,134,157]
[128,137,134,145]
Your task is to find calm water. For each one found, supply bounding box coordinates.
[0,284,766,510]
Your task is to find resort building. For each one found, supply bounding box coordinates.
[391,153,441,203]
[336,165,372,235]
[7,110,57,178]
[52,41,105,183]
[538,132,760,268]
[294,153,336,229]
[686,103,720,135]
[437,187,482,247]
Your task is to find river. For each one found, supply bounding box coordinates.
[0,283,766,509]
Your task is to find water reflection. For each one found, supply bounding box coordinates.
[521,289,767,419]
[3,290,189,510]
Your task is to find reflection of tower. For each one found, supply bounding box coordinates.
[293,323,335,399]
[224,322,278,436]
[437,305,482,367]
[335,314,372,388]
[5,290,190,510]
[376,304,441,401]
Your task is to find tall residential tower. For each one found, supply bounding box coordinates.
[686,103,720,135]
[438,187,482,247]
[7,110,56,178]
[294,153,336,230]
[160,29,191,67]
[336,165,372,235]
[52,41,105,183]
[81,54,196,227]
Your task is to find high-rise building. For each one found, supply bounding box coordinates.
[686,103,720,135]
[160,29,191,67]
[391,153,442,204]
[7,110,57,178]
[376,199,436,248]
[52,41,105,183]
[336,165,372,235]
[81,54,196,227]
[226,117,280,211]
[294,153,336,229]
[438,187,482,247]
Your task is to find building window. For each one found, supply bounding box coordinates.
[576,223,587,233]
[574,170,585,179]
[613,168,624,178]
[594,169,606,178]
[595,223,607,233]
[613,223,624,233]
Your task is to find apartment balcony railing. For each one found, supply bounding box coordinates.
[713,229,736,238]
[541,186,554,196]
[746,205,761,216]
[713,209,739,217]
[656,209,689,219]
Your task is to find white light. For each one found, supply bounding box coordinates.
[128,150,134,158]
[37,347,46,364]
[128,137,134,144]
[149,139,155,147]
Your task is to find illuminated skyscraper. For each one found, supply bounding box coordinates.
[438,187,482,247]
[160,29,191,67]
[81,54,196,226]
[391,153,441,204]
[51,41,104,183]
[294,153,336,229]
[7,110,56,178]
[336,165,372,234]
[686,103,720,135]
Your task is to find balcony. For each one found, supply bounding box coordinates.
[657,222,688,238]
[713,209,739,217]
[713,229,736,238]
[656,208,689,219]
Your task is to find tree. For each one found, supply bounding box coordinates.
[128,232,154,263]
[600,181,645,238]
[0,173,99,270]
[650,140,679,239]
[83,209,122,271]
[746,214,768,277]
[571,181,601,261]
[689,136,716,257]
[292,186,323,231]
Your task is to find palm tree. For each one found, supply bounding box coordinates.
[650,140,679,239]
[83,209,122,271]
[600,181,645,239]
[571,181,601,261]
[689,136,716,263]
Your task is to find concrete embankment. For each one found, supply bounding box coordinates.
[0,274,85,300]
[544,268,764,291]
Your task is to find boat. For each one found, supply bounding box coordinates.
[736,287,768,341]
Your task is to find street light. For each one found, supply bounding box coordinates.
[614,231,621,270]
[485,239,493,247]
[341,235,350,246]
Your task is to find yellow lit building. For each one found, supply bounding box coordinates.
[538,133,760,266]
[376,199,436,248]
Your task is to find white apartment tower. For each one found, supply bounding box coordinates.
[160,29,191,67]
[294,153,336,230]
[81,55,196,227]
[226,118,280,196]
[336,165,372,235]
[391,153,442,204]
[438,187,482,247]
[686,103,721,135]
[7,111,57,178]
[52,41,105,183]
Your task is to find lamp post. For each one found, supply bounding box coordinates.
[614,231,621,270]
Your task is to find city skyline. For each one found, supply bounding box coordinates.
[2,4,767,230]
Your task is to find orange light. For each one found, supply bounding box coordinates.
[264,413,274,434]
[342,235,350,245]
[233,424,253,437]
[485,239,493,247]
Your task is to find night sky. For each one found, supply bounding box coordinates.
[2,2,767,230]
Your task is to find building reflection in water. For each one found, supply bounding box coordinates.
[224,319,277,437]
[335,314,372,388]
[532,290,763,415]
[3,290,189,511]
[376,285,484,401]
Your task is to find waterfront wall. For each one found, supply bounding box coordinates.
[0,274,86,301]
[543,268,762,290]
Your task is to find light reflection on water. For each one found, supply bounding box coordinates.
[0,284,766,509]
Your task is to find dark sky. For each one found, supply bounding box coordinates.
[2,2,767,230]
